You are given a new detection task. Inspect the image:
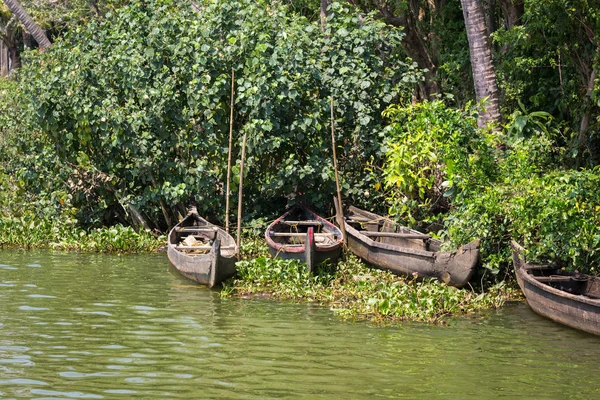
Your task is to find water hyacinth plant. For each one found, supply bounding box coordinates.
[223,252,514,324]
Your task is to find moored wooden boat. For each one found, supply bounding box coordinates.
[334,200,480,287]
[511,241,600,336]
[265,206,344,273]
[167,208,238,287]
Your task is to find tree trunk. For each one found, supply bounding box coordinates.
[149,175,173,228]
[499,0,524,29]
[400,14,440,99]
[320,0,332,32]
[349,0,440,99]
[0,41,8,77]
[481,0,495,38]
[23,32,33,49]
[460,0,501,128]
[127,204,151,231]
[3,0,52,49]
[8,44,21,70]
[577,66,597,158]
[88,0,102,17]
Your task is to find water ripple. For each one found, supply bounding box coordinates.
[0,249,599,399]
[19,306,49,311]
[0,379,47,386]
[30,389,104,398]
[28,294,56,299]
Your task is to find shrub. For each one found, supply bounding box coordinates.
[382,99,600,278]
[14,0,421,230]
[382,100,496,227]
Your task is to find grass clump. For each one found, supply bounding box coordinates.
[222,250,517,324]
[0,215,165,253]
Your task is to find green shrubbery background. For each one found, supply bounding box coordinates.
[1,0,600,279]
[382,100,600,276]
[3,0,419,231]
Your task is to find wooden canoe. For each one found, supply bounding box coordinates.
[265,206,343,273]
[511,241,600,336]
[167,208,238,287]
[334,200,480,287]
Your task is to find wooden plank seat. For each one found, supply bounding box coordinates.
[524,263,559,271]
[281,220,323,226]
[269,232,336,237]
[175,226,219,233]
[361,231,431,240]
[347,216,373,222]
[176,245,236,251]
[347,219,383,225]
[532,275,576,283]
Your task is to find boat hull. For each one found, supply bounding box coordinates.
[511,241,600,336]
[267,245,342,267]
[336,202,479,287]
[167,211,238,287]
[346,225,479,287]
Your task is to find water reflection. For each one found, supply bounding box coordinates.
[1,249,599,399]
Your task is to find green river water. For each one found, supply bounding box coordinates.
[1,249,599,399]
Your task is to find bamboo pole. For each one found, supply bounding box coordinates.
[225,68,235,232]
[330,96,346,242]
[236,131,248,251]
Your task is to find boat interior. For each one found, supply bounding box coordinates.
[171,215,234,255]
[345,207,440,252]
[269,208,340,246]
[526,265,600,299]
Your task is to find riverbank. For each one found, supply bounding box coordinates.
[0,221,165,253]
[0,227,519,323]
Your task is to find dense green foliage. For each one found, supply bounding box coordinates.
[6,0,419,233]
[382,99,600,276]
[382,100,496,228]
[0,166,163,252]
[1,0,599,286]
[448,164,600,275]
[223,251,512,323]
[494,1,598,142]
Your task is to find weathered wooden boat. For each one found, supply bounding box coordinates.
[334,200,480,287]
[511,241,600,336]
[265,206,344,273]
[167,207,238,287]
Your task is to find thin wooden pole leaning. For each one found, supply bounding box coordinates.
[236,131,248,251]
[330,96,346,243]
[225,68,235,232]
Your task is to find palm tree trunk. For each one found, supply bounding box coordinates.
[461,0,501,128]
[3,0,52,50]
